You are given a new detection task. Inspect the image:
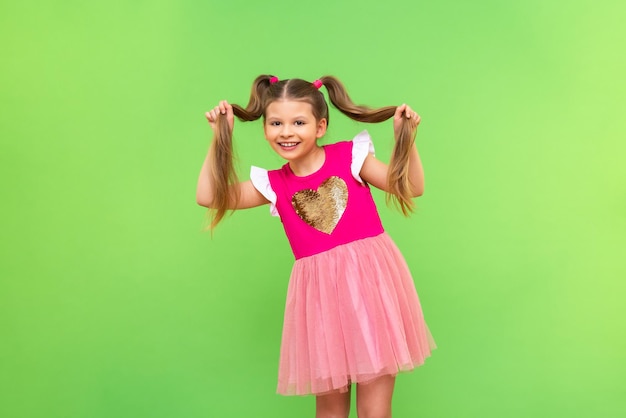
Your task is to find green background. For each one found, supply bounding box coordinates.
[2,1,625,417]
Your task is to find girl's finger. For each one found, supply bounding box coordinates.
[395,104,406,118]
[219,100,229,114]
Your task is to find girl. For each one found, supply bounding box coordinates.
[197,75,436,418]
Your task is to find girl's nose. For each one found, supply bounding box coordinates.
[280,125,293,137]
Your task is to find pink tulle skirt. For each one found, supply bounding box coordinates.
[277,232,436,396]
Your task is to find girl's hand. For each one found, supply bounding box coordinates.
[205,100,234,133]
[393,103,421,140]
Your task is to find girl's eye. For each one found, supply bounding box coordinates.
[270,121,281,126]
[295,121,305,126]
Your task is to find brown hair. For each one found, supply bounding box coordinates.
[208,74,417,229]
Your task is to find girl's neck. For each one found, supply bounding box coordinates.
[288,145,325,177]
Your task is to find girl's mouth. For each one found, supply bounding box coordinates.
[279,142,299,149]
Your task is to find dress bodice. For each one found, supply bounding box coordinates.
[251,132,384,259]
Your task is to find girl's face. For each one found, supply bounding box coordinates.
[264,100,327,165]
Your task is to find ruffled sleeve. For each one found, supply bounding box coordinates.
[250,166,279,217]
[351,130,376,184]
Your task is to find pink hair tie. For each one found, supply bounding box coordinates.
[269,76,279,84]
[312,79,323,89]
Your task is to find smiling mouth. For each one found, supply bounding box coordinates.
[278,142,300,149]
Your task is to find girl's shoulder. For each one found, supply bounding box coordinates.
[325,130,373,156]
[323,139,351,155]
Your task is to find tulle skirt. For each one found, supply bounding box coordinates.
[277,232,436,396]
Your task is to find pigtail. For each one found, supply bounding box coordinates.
[320,76,416,215]
[207,75,274,230]
[385,117,417,216]
[320,76,396,122]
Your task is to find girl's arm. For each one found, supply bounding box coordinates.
[359,104,424,196]
[196,101,270,209]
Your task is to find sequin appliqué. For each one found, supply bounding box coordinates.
[291,176,348,234]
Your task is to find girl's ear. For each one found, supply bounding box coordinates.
[316,118,328,138]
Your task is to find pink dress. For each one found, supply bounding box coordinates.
[251,131,436,396]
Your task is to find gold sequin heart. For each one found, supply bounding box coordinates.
[291,176,348,234]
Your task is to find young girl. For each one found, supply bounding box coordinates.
[197,75,436,418]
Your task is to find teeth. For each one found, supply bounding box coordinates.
[280,142,298,147]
